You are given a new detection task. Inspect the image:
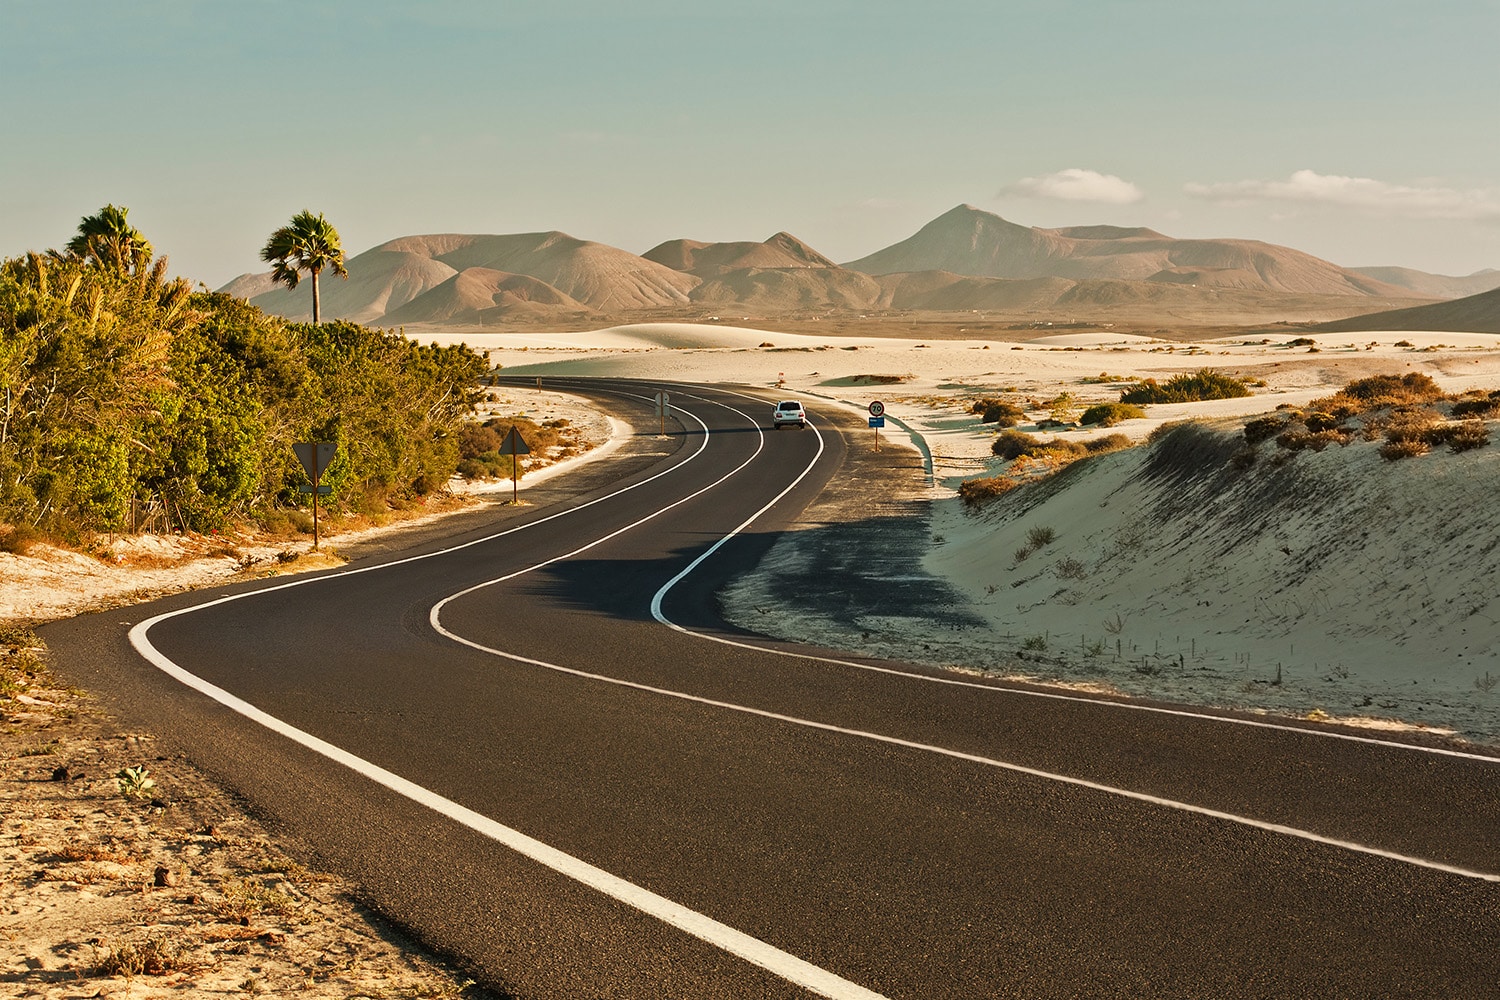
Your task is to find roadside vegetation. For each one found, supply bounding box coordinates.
[0,207,488,546]
[1119,369,1253,404]
[1236,373,1493,463]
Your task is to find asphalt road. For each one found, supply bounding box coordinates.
[41,378,1500,999]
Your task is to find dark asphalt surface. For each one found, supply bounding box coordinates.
[40,378,1500,999]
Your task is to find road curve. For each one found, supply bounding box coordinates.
[41,378,1500,999]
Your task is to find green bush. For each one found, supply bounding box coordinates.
[1079,402,1145,427]
[1120,370,1252,405]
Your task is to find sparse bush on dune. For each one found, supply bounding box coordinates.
[1243,416,1285,445]
[1119,369,1252,405]
[958,475,1020,509]
[1080,402,1145,427]
[1276,428,1349,452]
[1083,433,1132,455]
[992,430,1042,460]
[1310,372,1445,416]
[970,399,1025,426]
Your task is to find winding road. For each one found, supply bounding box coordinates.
[41,378,1500,999]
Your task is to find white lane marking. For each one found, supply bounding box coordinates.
[126,615,888,1000]
[648,385,1500,767]
[434,616,1500,885]
[133,387,890,999]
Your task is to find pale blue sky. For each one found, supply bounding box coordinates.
[4,0,1497,287]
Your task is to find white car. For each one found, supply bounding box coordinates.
[772,400,807,429]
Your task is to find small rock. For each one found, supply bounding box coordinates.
[154,866,174,887]
[50,766,69,782]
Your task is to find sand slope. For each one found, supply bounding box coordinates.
[644,231,837,274]
[380,267,593,326]
[1349,266,1500,299]
[1316,284,1500,334]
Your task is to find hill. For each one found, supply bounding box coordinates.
[379,268,594,326]
[843,204,1408,297]
[1315,284,1500,333]
[223,232,697,324]
[643,231,837,274]
[1347,266,1500,300]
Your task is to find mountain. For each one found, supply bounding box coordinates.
[379,268,593,326]
[843,204,1407,297]
[221,231,697,324]
[1315,285,1500,334]
[643,231,838,275]
[1346,267,1500,300]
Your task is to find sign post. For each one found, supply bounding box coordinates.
[292,442,337,550]
[654,391,671,436]
[868,401,886,452]
[497,426,531,504]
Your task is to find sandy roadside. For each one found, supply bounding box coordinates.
[2,385,613,998]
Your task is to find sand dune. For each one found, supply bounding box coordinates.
[1316,284,1500,334]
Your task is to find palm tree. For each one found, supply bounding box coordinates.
[66,204,153,272]
[260,210,348,324]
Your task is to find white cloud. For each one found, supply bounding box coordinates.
[999,169,1145,205]
[1184,169,1500,221]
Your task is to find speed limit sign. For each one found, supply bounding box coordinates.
[868,400,885,417]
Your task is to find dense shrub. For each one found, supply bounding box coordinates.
[1079,402,1145,427]
[1243,416,1285,444]
[1119,369,1252,404]
[0,252,486,536]
[1084,433,1132,455]
[970,398,1025,426]
[992,430,1041,460]
[1310,373,1445,417]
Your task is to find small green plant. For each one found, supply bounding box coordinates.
[1476,672,1498,694]
[970,398,1025,426]
[115,766,157,800]
[1120,369,1252,404]
[1079,402,1145,427]
[1022,635,1048,651]
[1103,612,1126,634]
[1013,545,1033,562]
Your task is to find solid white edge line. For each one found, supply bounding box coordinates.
[127,610,888,1000]
[425,622,1500,886]
[133,386,892,1000]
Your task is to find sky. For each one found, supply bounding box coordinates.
[3,0,1498,288]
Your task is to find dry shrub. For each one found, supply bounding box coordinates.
[1243,416,1285,445]
[1083,433,1132,455]
[96,935,183,977]
[1304,411,1343,432]
[1451,393,1500,419]
[992,430,1041,460]
[1276,429,1349,452]
[1311,372,1445,416]
[1380,437,1430,461]
[958,476,1019,510]
[971,398,1025,426]
[1445,420,1491,452]
[0,524,51,555]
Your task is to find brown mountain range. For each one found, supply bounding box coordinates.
[220,206,1486,330]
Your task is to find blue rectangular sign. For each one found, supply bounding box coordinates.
[869,416,885,428]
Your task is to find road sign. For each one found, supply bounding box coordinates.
[868,400,885,418]
[292,442,336,479]
[497,427,531,455]
[292,442,337,549]
[497,426,530,503]
[868,416,885,428]
[654,391,671,435]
